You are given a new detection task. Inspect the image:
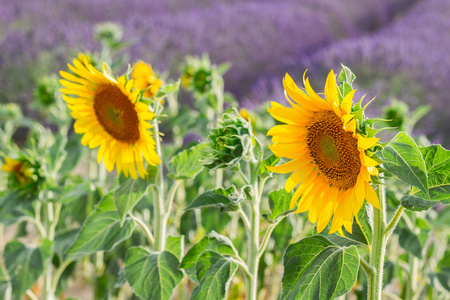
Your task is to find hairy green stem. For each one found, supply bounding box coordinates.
[50,259,74,295]
[132,214,155,245]
[246,187,260,300]
[257,222,278,260]
[153,107,166,251]
[384,206,405,238]
[368,182,387,300]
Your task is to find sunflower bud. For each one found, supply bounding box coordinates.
[2,156,41,189]
[204,113,253,169]
[181,55,213,95]
[384,99,409,130]
[34,75,59,108]
[0,103,22,123]
[94,22,123,45]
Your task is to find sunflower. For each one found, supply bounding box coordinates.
[131,61,164,99]
[60,58,161,179]
[267,70,380,234]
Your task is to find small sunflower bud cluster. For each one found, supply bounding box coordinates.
[2,155,42,189]
[204,112,253,169]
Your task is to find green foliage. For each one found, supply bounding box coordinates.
[113,176,149,226]
[281,236,359,300]
[338,64,356,100]
[190,251,238,300]
[185,185,241,212]
[156,80,180,98]
[165,235,184,261]
[429,250,450,292]
[263,188,293,223]
[167,143,207,180]
[382,132,429,196]
[3,239,52,299]
[67,193,135,259]
[180,231,238,282]
[125,247,184,300]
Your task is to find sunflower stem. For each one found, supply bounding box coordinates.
[153,102,166,252]
[368,179,387,300]
[245,161,262,300]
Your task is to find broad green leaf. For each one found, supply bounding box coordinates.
[263,189,294,223]
[125,247,183,300]
[0,262,10,300]
[3,239,52,299]
[180,231,238,281]
[59,134,85,175]
[185,186,239,212]
[168,144,207,180]
[155,80,180,98]
[165,235,184,261]
[59,182,91,205]
[323,202,372,248]
[195,250,225,281]
[114,176,149,226]
[397,224,429,259]
[0,191,35,225]
[281,235,359,300]
[403,145,450,211]
[54,228,79,260]
[67,193,135,259]
[191,251,238,300]
[259,154,280,175]
[382,132,428,197]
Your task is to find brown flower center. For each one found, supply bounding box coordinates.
[93,84,140,143]
[306,110,361,190]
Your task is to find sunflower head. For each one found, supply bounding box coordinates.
[131,61,164,99]
[2,156,41,187]
[267,68,381,234]
[181,57,213,95]
[60,58,161,179]
[204,112,253,170]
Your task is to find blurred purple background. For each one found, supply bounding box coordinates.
[1,0,449,145]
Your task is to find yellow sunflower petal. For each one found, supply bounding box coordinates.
[360,152,379,167]
[284,164,315,192]
[266,157,310,174]
[358,136,380,151]
[365,182,380,209]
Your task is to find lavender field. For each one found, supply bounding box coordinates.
[4,0,447,144]
[1,1,450,300]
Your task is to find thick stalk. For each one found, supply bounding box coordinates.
[368,182,387,300]
[246,186,260,300]
[153,111,166,251]
[246,159,262,300]
[42,202,56,300]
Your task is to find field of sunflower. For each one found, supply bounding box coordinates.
[0,1,449,300]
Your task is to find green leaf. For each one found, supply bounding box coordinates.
[67,193,135,259]
[165,235,184,262]
[59,134,85,175]
[263,189,293,222]
[125,247,184,300]
[59,182,91,205]
[185,186,240,212]
[0,261,10,300]
[381,132,429,197]
[190,251,238,300]
[411,145,450,204]
[400,195,436,211]
[3,239,52,299]
[167,144,207,180]
[114,177,149,226]
[180,231,238,281]
[281,235,359,300]
[54,228,79,260]
[338,64,356,99]
[322,202,372,248]
[155,80,180,98]
[0,191,35,225]
[397,224,429,259]
[431,250,450,292]
[259,154,280,175]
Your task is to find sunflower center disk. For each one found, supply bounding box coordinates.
[94,84,140,143]
[306,111,361,190]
